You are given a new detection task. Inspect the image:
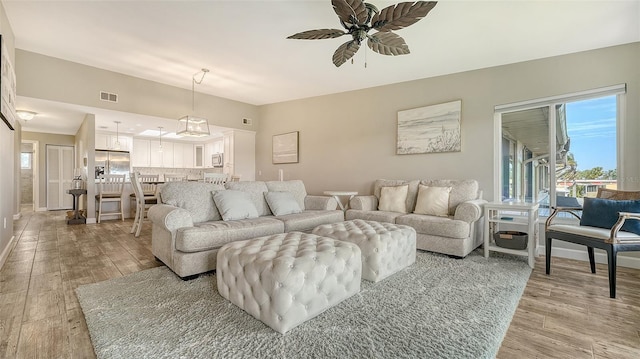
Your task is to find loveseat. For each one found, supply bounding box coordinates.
[148,180,343,278]
[346,179,486,257]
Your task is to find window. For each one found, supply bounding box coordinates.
[495,85,624,217]
[21,152,32,169]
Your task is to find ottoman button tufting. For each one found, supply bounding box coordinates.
[216,232,362,334]
[311,220,416,282]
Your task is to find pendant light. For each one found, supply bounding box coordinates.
[113,121,121,150]
[177,68,211,137]
[158,126,163,153]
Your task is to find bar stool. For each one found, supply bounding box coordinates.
[164,174,187,182]
[129,174,159,217]
[95,174,125,223]
[130,172,158,237]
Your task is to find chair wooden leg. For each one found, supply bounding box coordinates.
[545,236,552,275]
[130,202,139,234]
[607,247,617,299]
[135,206,143,237]
[587,247,596,273]
[120,200,124,221]
[97,200,102,224]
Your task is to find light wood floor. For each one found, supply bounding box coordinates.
[1,209,639,358]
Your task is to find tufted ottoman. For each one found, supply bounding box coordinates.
[216,232,361,334]
[312,219,416,282]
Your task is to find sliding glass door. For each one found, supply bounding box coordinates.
[495,85,623,216]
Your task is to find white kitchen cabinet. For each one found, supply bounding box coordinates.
[194,144,204,168]
[182,143,194,168]
[96,132,132,151]
[173,142,185,168]
[150,140,173,167]
[95,133,109,150]
[204,142,214,168]
[173,142,193,168]
[132,139,150,167]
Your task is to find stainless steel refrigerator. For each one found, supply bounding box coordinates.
[95,150,131,179]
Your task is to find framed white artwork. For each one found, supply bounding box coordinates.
[272,131,299,164]
[397,100,462,154]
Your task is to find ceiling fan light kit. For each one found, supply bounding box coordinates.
[287,0,437,67]
[177,68,211,137]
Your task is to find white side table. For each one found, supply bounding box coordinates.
[323,191,358,211]
[483,201,539,269]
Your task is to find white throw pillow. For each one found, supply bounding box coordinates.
[212,190,259,221]
[378,185,409,213]
[414,185,452,217]
[264,191,302,216]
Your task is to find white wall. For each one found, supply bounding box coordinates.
[256,43,640,199]
[15,50,260,132]
[0,1,16,268]
[75,114,95,220]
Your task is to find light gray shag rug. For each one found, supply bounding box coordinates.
[76,250,531,359]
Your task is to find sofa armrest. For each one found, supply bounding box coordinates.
[349,195,378,211]
[454,199,487,223]
[148,204,194,232]
[305,195,338,210]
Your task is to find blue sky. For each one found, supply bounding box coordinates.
[565,95,616,171]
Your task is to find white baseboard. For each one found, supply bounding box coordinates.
[36,207,47,212]
[13,213,21,220]
[0,235,16,271]
[536,245,640,270]
[86,218,97,224]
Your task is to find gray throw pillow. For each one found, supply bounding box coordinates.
[212,190,259,221]
[264,191,302,216]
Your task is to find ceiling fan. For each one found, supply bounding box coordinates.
[287,0,437,67]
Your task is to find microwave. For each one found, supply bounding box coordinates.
[212,153,223,167]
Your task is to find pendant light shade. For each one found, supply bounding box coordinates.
[177,115,210,137]
[177,68,211,137]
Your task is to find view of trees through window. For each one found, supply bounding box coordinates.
[557,95,617,198]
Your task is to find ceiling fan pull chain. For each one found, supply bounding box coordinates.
[365,45,368,68]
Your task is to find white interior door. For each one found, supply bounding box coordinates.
[46,145,74,210]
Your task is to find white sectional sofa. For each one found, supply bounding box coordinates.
[346,179,486,258]
[148,180,344,278]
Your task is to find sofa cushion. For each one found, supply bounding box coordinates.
[225,181,272,216]
[175,217,284,253]
[414,185,452,217]
[265,191,303,216]
[418,179,478,215]
[396,214,471,239]
[346,209,404,224]
[160,182,225,223]
[378,185,409,213]
[266,180,307,210]
[213,190,260,221]
[275,210,345,232]
[374,179,420,213]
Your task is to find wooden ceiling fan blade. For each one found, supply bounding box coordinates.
[332,0,368,27]
[332,40,361,67]
[372,1,437,32]
[287,29,347,40]
[367,32,410,56]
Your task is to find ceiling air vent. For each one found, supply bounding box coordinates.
[100,91,118,103]
[242,118,252,126]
